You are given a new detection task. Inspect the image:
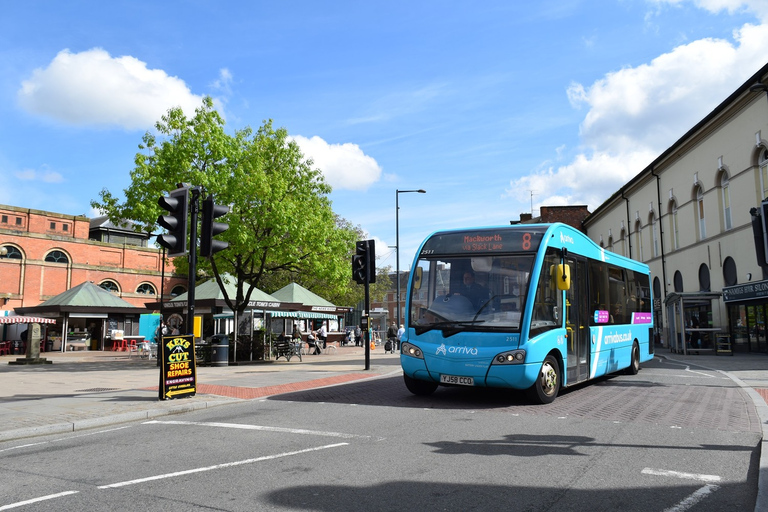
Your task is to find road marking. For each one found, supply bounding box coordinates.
[144,419,371,439]
[0,491,78,510]
[98,443,348,489]
[642,468,721,511]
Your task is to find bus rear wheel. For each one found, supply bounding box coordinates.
[526,355,560,404]
[625,343,640,375]
[404,374,438,396]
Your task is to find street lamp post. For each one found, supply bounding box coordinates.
[395,189,426,340]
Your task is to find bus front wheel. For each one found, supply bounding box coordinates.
[526,355,560,404]
[404,374,438,396]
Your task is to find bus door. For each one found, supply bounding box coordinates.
[565,257,590,384]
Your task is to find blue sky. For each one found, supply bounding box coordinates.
[1,0,767,274]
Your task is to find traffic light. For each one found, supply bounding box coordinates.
[200,196,230,257]
[157,187,189,257]
[352,239,376,284]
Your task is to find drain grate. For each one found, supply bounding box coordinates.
[75,388,120,392]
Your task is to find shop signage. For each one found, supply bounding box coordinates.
[159,334,197,400]
[722,280,768,303]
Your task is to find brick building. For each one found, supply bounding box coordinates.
[0,204,187,312]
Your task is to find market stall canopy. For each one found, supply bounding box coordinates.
[0,315,56,324]
[270,282,351,314]
[16,281,146,315]
[148,276,299,312]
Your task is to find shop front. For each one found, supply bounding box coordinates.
[723,280,768,353]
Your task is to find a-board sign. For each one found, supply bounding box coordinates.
[159,334,196,400]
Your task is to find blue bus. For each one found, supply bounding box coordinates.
[400,223,653,403]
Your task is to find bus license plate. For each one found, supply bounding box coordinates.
[440,374,474,386]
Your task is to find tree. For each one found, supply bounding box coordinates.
[92,97,358,320]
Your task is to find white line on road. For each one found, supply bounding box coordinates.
[641,468,721,483]
[144,419,371,439]
[642,468,722,512]
[98,443,348,489]
[0,491,79,511]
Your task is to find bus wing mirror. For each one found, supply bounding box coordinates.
[413,267,423,290]
[555,263,571,291]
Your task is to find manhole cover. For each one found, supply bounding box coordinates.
[75,388,120,392]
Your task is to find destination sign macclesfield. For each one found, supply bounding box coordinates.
[421,227,547,256]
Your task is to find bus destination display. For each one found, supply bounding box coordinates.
[422,227,547,256]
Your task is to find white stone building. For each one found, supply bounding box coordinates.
[584,61,768,355]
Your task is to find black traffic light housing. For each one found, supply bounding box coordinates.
[200,196,230,257]
[157,187,189,257]
[352,239,376,284]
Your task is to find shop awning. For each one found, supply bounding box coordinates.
[0,315,56,324]
[214,310,338,320]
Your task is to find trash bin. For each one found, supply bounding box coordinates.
[210,334,229,367]
[45,339,53,352]
[90,338,98,351]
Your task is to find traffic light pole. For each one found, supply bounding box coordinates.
[364,269,370,370]
[187,187,201,334]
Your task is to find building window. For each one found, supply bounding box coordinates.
[170,285,186,297]
[44,250,68,264]
[721,173,732,231]
[635,221,643,261]
[100,281,119,293]
[63,224,69,232]
[723,256,737,286]
[673,270,684,292]
[669,200,679,250]
[698,263,710,292]
[0,245,22,259]
[696,185,706,240]
[650,213,659,258]
[620,228,626,256]
[1,215,6,223]
[136,283,156,295]
[760,148,768,201]
[49,222,56,230]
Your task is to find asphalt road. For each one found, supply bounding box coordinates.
[0,357,759,511]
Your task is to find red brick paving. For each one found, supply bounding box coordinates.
[755,388,768,405]
[144,373,378,399]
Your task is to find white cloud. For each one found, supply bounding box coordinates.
[291,135,382,191]
[17,48,204,130]
[15,166,64,183]
[510,11,768,212]
[652,0,768,22]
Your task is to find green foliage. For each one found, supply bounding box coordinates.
[91,97,359,315]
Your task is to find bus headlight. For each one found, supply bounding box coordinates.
[401,342,423,359]
[492,350,526,365]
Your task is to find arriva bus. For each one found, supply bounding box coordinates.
[400,223,653,403]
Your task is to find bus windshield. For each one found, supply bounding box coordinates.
[409,254,536,334]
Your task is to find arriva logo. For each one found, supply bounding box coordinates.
[559,232,574,245]
[436,344,478,356]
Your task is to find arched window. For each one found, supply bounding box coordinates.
[620,228,626,256]
[668,199,679,250]
[0,245,22,259]
[696,185,706,240]
[100,280,119,293]
[44,250,69,264]
[720,172,732,231]
[136,283,156,295]
[649,212,659,258]
[760,148,768,201]
[635,220,644,261]
[170,285,186,297]
[673,270,684,293]
[698,263,710,292]
[723,256,737,286]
